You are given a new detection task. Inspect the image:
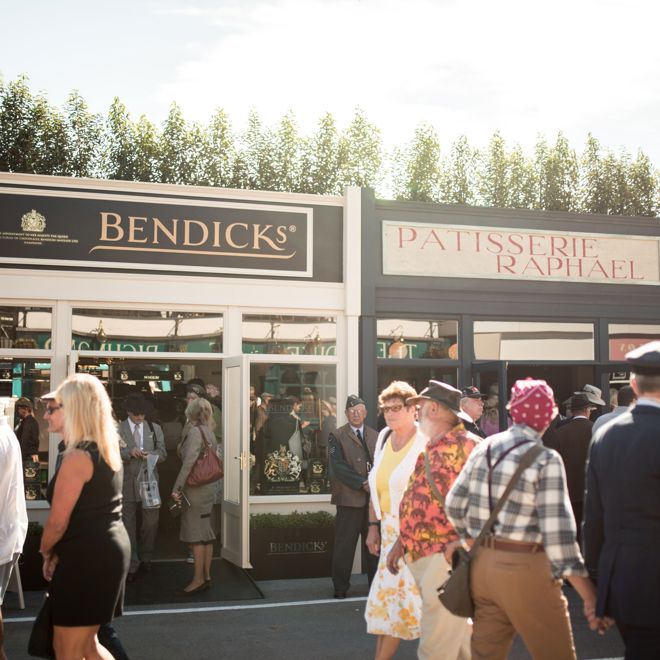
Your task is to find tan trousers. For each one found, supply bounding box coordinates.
[407,553,472,660]
[470,546,576,660]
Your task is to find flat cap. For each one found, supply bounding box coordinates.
[626,341,660,376]
[461,386,485,400]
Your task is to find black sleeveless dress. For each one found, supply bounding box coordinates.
[46,442,130,626]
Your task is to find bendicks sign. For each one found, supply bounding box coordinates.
[0,190,313,278]
[382,221,660,285]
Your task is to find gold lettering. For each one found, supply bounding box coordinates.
[183,220,208,247]
[212,221,222,248]
[252,224,284,251]
[100,212,123,241]
[276,225,288,244]
[128,216,148,243]
[153,218,177,245]
[225,222,249,249]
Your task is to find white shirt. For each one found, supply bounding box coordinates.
[0,416,28,564]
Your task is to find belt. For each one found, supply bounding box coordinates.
[482,536,543,554]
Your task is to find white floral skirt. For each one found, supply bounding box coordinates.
[365,512,422,640]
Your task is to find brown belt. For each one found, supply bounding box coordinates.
[482,536,544,554]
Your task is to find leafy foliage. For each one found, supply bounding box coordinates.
[0,76,657,217]
[250,510,335,529]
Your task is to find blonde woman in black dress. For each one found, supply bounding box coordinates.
[40,374,130,659]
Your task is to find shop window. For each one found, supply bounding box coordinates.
[0,359,52,501]
[377,365,458,395]
[608,324,660,360]
[474,321,594,361]
[71,309,223,353]
[242,315,336,356]
[376,319,458,359]
[249,362,336,496]
[0,306,52,349]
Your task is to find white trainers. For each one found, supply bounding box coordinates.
[186,551,194,564]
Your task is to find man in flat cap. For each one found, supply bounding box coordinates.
[328,395,378,598]
[584,341,660,658]
[119,393,167,581]
[387,381,481,659]
[460,386,487,438]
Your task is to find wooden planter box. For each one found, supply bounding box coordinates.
[249,525,334,580]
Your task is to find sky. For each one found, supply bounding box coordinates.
[2,0,659,167]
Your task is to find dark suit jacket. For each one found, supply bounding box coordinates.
[556,417,593,503]
[583,404,660,626]
[16,415,40,459]
[328,423,377,507]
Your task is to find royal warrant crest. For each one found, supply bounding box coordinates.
[21,210,46,232]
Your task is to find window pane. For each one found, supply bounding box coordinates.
[377,366,458,396]
[242,315,336,355]
[250,362,336,496]
[608,324,660,360]
[0,306,52,349]
[72,309,223,353]
[0,359,52,501]
[474,321,594,360]
[376,319,459,359]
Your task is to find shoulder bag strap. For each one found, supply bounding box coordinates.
[424,451,445,505]
[469,443,544,555]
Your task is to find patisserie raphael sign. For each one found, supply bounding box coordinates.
[382,221,660,285]
[0,189,315,278]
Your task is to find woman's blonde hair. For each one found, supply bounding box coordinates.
[185,396,215,430]
[378,381,417,408]
[57,373,121,471]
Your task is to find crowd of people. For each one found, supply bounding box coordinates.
[327,342,660,660]
[1,342,659,659]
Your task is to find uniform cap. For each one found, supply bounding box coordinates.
[626,341,660,376]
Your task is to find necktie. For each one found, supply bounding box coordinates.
[134,423,142,451]
[356,428,363,444]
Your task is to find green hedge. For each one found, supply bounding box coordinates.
[250,510,335,529]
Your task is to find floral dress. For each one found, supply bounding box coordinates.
[365,439,422,640]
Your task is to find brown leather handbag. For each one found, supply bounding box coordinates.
[185,426,223,487]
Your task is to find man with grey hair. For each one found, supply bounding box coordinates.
[584,341,660,658]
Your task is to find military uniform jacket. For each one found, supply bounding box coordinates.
[119,419,167,503]
[329,422,377,507]
[583,404,660,627]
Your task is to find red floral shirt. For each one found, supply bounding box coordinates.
[398,424,480,562]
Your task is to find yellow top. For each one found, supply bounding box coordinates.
[376,433,414,515]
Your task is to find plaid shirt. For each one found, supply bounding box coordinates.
[445,424,587,578]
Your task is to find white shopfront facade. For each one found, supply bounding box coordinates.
[0,173,364,572]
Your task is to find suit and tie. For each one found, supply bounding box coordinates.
[119,417,167,575]
[328,420,378,596]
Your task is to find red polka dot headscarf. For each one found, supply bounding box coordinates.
[508,378,555,431]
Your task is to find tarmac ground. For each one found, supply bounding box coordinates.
[3,575,625,659]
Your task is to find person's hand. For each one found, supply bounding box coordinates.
[366,525,380,556]
[301,420,310,429]
[130,448,147,459]
[42,553,59,581]
[444,540,462,564]
[386,537,404,575]
[362,481,370,493]
[171,491,182,503]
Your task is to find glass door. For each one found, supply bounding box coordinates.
[472,360,508,433]
[221,355,251,568]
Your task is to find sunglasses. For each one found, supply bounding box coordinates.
[380,403,405,414]
[45,404,63,415]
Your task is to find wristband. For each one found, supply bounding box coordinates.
[368,521,380,527]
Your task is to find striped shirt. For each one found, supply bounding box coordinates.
[445,423,587,578]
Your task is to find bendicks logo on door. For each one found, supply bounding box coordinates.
[0,190,313,278]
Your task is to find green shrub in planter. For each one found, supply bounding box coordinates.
[249,511,335,580]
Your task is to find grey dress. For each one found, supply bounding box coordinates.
[173,424,218,544]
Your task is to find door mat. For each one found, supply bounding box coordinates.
[124,558,263,607]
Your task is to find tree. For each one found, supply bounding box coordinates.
[103,98,136,180]
[133,115,160,182]
[478,132,509,207]
[237,109,277,191]
[272,112,301,192]
[299,113,340,194]
[440,136,477,205]
[64,91,102,177]
[337,109,382,189]
[159,103,197,185]
[580,134,609,214]
[392,123,441,202]
[627,150,657,217]
[507,145,537,209]
[204,108,235,188]
[535,133,579,212]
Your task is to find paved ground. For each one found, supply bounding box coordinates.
[3,576,625,659]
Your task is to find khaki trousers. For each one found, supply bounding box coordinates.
[407,553,472,660]
[471,546,576,660]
